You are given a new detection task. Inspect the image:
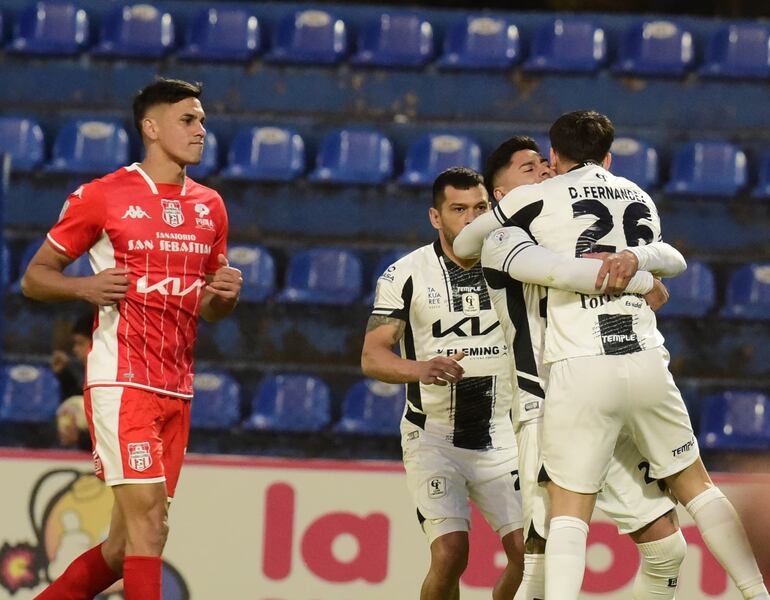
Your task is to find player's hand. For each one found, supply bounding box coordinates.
[205,254,242,302]
[586,250,639,295]
[418,352,465,386]
[644,278,669,312]
[80,268,130,306]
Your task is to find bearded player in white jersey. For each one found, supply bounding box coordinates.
[480,136,689,600]
[454,111,769,600]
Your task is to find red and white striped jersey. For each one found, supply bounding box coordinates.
[47,163,228,398]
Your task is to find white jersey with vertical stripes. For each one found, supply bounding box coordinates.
[490,164,665,363]
[371,241,516,450]
[47,164,229,398]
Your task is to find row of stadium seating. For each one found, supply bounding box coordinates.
[1,363,767,452]
[0,116,765,196]
[3,3,770,79]
[4,239,770,317]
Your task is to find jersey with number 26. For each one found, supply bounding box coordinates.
[492,164,665,363]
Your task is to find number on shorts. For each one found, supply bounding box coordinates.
[511,469,521,491]
[637,460,667,492]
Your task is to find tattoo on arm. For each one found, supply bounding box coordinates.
[366,315,406,341]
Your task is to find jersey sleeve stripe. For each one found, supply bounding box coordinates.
[46,233,70,255]
[492,202,509,225]
[501,240,535,273]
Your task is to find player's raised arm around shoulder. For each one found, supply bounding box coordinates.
[453,182,544,259]
[626,242,687,278]
[481,227,654,296]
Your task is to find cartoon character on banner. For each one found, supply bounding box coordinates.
[0,469,189,598]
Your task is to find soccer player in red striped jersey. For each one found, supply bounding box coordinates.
[23,78,242,600]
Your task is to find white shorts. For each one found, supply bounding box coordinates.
[542,346,698,494]
[519,419,676,537]
[402,429,522,542]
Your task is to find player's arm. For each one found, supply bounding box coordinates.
[587,242,686,295]
[200,254,242,322]
[482,227,655,295]
[626,242,687,277]
[21,242,129,305]
[361,316,465,386]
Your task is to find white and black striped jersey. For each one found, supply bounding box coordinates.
[457,164,671,364]
[371,241,516,450]
[480,226,660,424]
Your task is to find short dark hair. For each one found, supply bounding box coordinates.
[483,136,540,199]
[72,312,93,339]
[132,78,203,136]
[549,110,614,165]
[432,167,485,208]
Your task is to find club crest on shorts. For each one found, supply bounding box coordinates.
[127,442,152,472]
[428,476,446,498]
[462,292,480,316]
[161,199,184,227]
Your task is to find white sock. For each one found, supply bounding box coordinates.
[686,487,769,599]
[514,553,545,600]
[545,516,588,600]
[632,529,687,599]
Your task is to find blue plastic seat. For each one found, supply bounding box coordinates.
[750,150,770,199]
[523,18,606,73]
[12,238,43,292]
[178,7,260,63]
[664,141,747,196]
[246,374,331,432]
[47,119,130,174]
[191,371,241,430]
[92,3,175,59]
[610,137,659,189]
[1,241,11,288]
[351,13,434,68]
[700,24,770,80]
[656,260,716,318]
[309,129,393,184]
[0,116,46,171]
[62,253,92,277]
[700,390,770,451]
[186,130,219,179]
[613,20,694,77]
[227,244,276,302]
[265,9,347,65]
[8,1,90,56]
[334,379,404,436]
[0,364,60,423]
[221,126,305,182]
[399,133,482,187]
[438,16,520,70]
[720,263,770,320]
[280,248,363,305]
[365,248,410,304]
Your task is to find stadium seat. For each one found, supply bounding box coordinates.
[221,126,305,182]
[399,133,482,187]
[610,137,659,189]
[178,7,261,63]
[522,17,606,73]
[0,116,46,171]
[309,129,394,184]
[612,20,694,77]
[7,1,90,56]
[351,13,434,68]
[245,373,331,432]
[750,150,770,199]
[700,23,770,80]
[280,248,363,305]
[190,371,241,430]
[47,119,130,174]
[664,141,747,196]
[62,253,93,277]
[12,238,44,292]
[365,248,410,304]
[1,241,11,289]
[656,260,716,318]
[92,3,175,59]
[720,263,770,320]
[700,390,770,451]
[438,16,520,70]
[186,130,219,179]
[0,364,60,424]
[227,244,276,302]
[334,379,404,435]
[264,9,347,65]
